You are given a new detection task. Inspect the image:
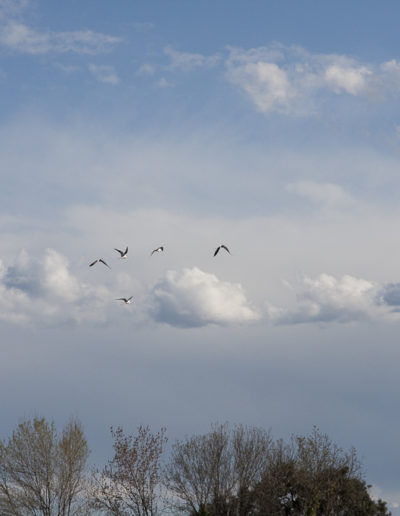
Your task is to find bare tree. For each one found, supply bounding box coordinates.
[0,416,89,516]
[56,419,91,515]
[90,425,167,516]
[164,423,271,515]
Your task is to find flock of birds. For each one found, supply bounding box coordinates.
[89,244,231,305]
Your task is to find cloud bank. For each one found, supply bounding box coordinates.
[3,246,400,330]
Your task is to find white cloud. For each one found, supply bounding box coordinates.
[268,273,379,325]
[228,60,295,114]
[0,21,120,54]
[286,181,353,207]
[41,249,81,302]
[0,22,48,53]
[0,248,111,325]
[150,267,260,328]
[88,64,120,85]
[164,46,220,71]
[225,45,378,115]
[324,64,371,95]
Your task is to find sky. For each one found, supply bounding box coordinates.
[1,0,400,510]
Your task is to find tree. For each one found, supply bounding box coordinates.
[232,424,273,515]
[165,424,390,516]
[0,416,89,516]
[164,423,272,515]
[254,427,391,516]
[57,419,91,515]
[90,425,167,516]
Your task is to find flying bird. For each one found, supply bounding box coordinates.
[114,246,128,258]
[151,246,164,256]
[214,245,231,257]
[89,259,111,269]
[116,296,133,304]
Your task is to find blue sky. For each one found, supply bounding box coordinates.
[2,0,400,511]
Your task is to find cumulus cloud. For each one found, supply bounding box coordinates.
[88,64,120,85]
[150,267,260,328]
[0,21,120,54]
[268,273,379,325]
[324,64,371,95]
[286,181,353,207]
[228,60,295,114]
[225,45,378,115]
[0,249,111,325]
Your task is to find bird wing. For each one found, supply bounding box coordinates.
[116,298,126,302]
[214,247,220,256]
[114,248,123,256]
[127,296,133,301]
[125,247,128,255]
[99,259,111,269]
[89,259,98,267]
[221,245,231,254]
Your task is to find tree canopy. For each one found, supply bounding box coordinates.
[0,417,88,516]
[0,418,391,515]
